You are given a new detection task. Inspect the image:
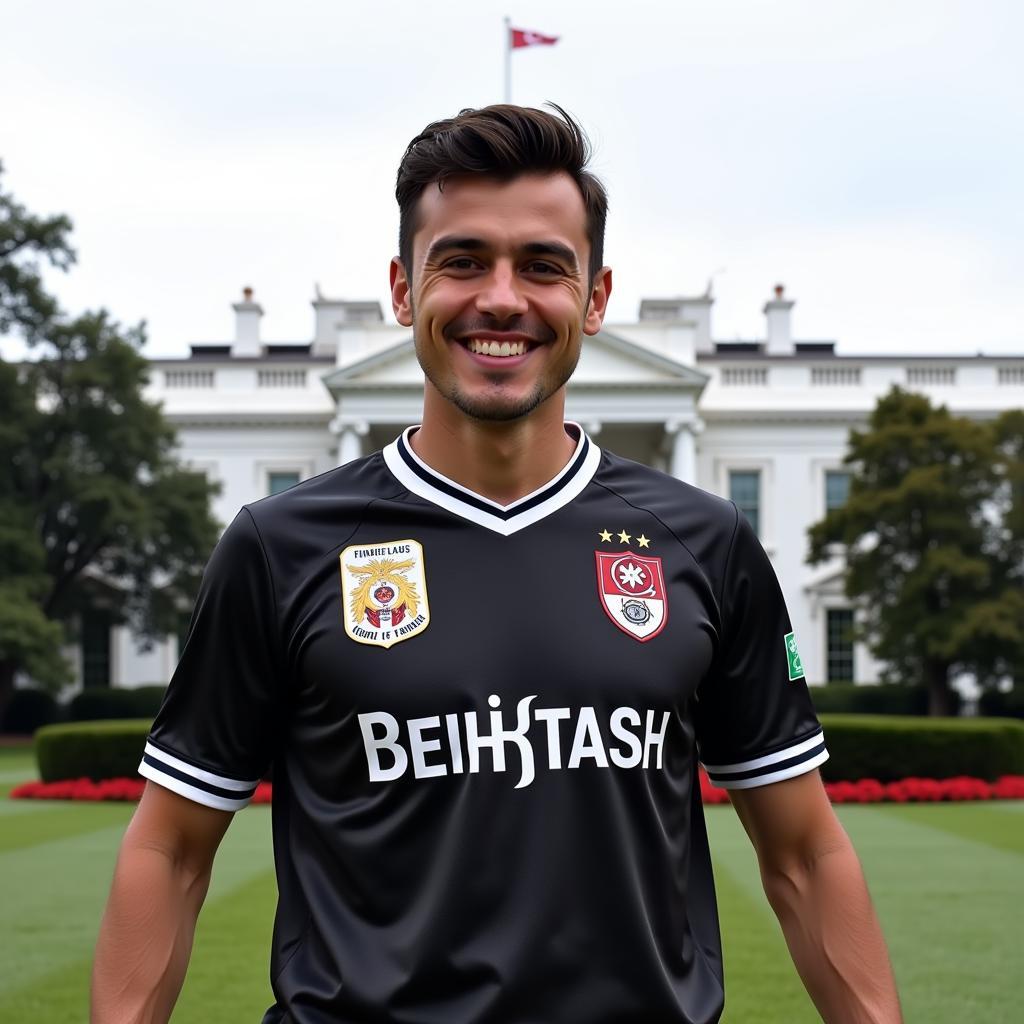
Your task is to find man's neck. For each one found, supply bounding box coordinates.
[409,392,577,506]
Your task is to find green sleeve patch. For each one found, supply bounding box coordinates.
[785,631,804,681]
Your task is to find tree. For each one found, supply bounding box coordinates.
[959,409,1024,689]
[0,165,219,715]
[808,387,1005,716]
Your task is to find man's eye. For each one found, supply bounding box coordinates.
[525,261,561,275]
[446,258,479,270]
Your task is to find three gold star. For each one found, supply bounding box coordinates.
[598,529,652,548]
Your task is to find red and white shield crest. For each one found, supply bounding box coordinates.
[595,551,668,642]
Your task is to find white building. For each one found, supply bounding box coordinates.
[88,285,1024,692]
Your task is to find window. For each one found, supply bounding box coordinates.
[268,471,301,495]
[825,470,851,512]
[729,470,761,536]
[81,609,112,689]
[826,608,855,683]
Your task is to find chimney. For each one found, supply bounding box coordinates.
[638,292,714,355]
[311,287,384,357]
[232,286,263,357]
[679,295,713,353]
[764,283,794,354]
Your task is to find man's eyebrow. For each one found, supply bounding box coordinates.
[423,236,488,264]
[422,236,581,274]
[521,241,580,273]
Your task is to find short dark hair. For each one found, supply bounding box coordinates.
[395,103,608,285]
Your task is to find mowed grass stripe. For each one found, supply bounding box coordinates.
[0,822,141,993]
[707,803,1024,1022]
[0,805,274,996]
[0,802,134,854]
[174,868,278,1022]
[712,857,818,1023]
[821,806,1023,1022]
[872,801,1024,857]
[0,752,39,798]
[0,869,278,1024]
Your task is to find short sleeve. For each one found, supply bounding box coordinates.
[139,508,284,810]
[694,506,827,790]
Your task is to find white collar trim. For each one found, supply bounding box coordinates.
[383,423,601,536]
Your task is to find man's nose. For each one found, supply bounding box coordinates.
[474,262,528,320]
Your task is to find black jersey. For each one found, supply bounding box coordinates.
[141,426,827,1024]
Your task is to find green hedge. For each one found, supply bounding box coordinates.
[818,714,1024,782]
[68,686,166,722]
[809,683,962,716]
[35,720,151,782]
[1,688,60,735]
[31,713,1024,786]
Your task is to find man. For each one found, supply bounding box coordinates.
[92,104,901,1023]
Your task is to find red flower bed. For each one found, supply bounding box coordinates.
[9,778,274,803]
[697,771,1024,804]
[10,775,1024,804]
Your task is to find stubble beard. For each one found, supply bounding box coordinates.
[411,305,582,423]
[430,354,580,423]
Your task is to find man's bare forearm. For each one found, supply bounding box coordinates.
[91,834,212,1022]
[91,784,232,1022]
[761,835,901,1024]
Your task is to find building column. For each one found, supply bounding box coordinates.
[330,418,369,466]
[664,418,703,484]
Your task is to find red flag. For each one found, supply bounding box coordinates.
[510,27,559,49]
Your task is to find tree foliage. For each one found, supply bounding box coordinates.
[808,387,1024,715]
[0,164,220,705]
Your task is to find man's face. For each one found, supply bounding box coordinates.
[390,172,611,423]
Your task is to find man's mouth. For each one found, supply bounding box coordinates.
[464,338,530,358]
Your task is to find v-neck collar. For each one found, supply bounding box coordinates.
[382,423,601,536]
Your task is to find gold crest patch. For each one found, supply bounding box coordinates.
[339,539,430,648]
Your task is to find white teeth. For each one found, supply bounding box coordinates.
[467,339,527,357]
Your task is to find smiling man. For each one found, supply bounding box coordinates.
[92,105,901,1023]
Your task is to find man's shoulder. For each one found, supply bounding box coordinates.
[595,448,737,538]
[243,450,405,536]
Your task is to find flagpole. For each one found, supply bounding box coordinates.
[503,16,511,103]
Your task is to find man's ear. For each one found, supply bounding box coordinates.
[584,267,613,336]
[390,257,413,327]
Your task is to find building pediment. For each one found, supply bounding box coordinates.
[322,328,709,394]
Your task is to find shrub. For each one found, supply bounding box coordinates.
[818,715,1024,782]
[809,683,962,716]
[978,688,1024,719]
[68,685,166,722]
[35,720,151,782]
[1,688,60,735]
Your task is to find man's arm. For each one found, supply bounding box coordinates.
[91,781,233,1024]
[728,770,902,1024]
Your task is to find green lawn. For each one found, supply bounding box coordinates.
[1,745,1022,1022]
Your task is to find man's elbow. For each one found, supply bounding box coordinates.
[758,828,854,916]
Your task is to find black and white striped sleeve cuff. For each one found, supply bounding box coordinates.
[138,742,260,811]
[702,730,828,790]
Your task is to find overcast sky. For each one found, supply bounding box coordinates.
[2,0,1021,359]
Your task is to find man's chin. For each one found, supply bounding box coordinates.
[446,386,550,423]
